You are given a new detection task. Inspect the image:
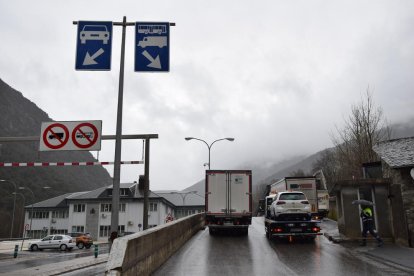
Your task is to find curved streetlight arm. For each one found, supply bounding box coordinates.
[185,137,234,170]
[171,191,197,205]
[210,138,234,149]
[185,137,210,149]
[12,192,26,202]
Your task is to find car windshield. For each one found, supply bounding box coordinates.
[83,25,107,32]
[279,193,306,200]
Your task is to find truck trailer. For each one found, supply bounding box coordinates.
[205,170,252,235]
[269,177,329,219]
[264,217,322,241]
[264,191,322,241]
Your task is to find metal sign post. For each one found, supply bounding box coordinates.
[110,16,127,239]
[72,16,174,239]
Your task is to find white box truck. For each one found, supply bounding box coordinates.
[205,170,252,235]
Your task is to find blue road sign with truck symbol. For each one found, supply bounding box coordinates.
[76,21,113,70]
[135,22,169,72]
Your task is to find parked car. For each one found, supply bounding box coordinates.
[270,191,312,221]
[28,235,75,251]
[67,232,93,249]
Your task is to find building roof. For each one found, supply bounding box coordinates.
[330,178,391,193]
[26,183,169,209]
[153,192,204,207]
[373,137,414,168]
[27,192,82,208]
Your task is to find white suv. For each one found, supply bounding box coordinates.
[270,191,311,221]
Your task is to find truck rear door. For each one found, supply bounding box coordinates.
[229,172,251,215]
[206,170,252,216]
[206,171,227,214]
[287,178,317,213]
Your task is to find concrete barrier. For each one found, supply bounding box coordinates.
[105,213,204,275]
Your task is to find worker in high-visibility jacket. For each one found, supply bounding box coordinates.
[360,206,383,247]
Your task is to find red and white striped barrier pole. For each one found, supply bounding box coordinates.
[0,161,143,167]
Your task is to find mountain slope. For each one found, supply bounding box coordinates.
[0,78,112,238]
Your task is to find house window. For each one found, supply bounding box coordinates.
[71,225,84,232]
[149,203,157,212]
[118,225,125,234]
[29,211,49,219]
[73,204,86,213]
[100,225,110,237]
[100,203,126,212]
[52,210,68,218]
[108,189,129,197]
[101,203,111,212]
[99,225,126,237]
[120,189,129,196]
[50,229,68,235]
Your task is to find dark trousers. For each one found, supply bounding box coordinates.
[361,222,382,245]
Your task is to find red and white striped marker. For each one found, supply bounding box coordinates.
[0,161,143,167]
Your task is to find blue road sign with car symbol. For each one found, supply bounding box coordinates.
[135,22,169,72]
[76,21,113,70]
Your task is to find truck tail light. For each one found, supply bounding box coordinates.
[276,201,286,205]
[301,201,309,204]
[273,227,283,233]
[312,227,320,232]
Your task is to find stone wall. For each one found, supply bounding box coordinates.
[105,213,204,275]
[383,163,414,246]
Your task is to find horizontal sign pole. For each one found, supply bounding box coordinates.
[0,134,159,143]
[0,161,143,167]
[72,21,175,26]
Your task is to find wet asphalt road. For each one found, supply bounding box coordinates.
[154,217,410,276]
[0,243,109,274]
[1,219,411,275]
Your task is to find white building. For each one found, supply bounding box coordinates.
[22,183,204,241]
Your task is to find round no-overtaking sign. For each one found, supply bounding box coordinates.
[39,121,102,151]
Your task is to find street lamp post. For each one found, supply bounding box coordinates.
[12,192,25,240]
[19,186,51,238]
[171,191,197,205]
[18,186,35,239]
[171,191,197,219]
[184,137,235,169]
[1,179,17,238]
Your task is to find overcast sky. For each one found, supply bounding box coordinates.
[1,1,413,191]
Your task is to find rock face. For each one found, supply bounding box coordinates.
[0,78,112,238]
